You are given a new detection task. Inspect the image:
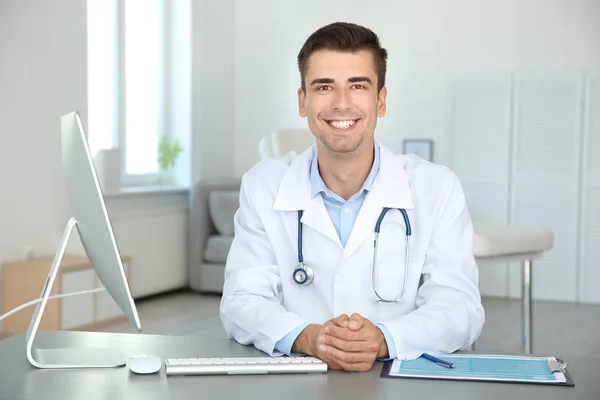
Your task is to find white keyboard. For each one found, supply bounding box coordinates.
[165,356,327,376]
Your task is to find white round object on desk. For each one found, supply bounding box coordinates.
[128,355,162,374]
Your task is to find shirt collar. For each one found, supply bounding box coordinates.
[309,141,381,199]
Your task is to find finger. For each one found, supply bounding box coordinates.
[322,323,354,341]
[323,333,380,354]
[314,343,344,369]
[319,343,374,364]
[319,333,363,352]
[330,314,349,328]
[323,355,344,370]
[316,344,375,372]
[333,360,375,372]
[324,321,374,342]
[347,320,380,342]
[341,361,375,372]
[326,360,344,370]
[348,313,365,331]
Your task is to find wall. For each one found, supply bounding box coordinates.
[230,0,600,302]
[103,192,189,298]
[0,0,189,326]
[232,0,600,173]
[190,0,235,182]
[0,0,88,264]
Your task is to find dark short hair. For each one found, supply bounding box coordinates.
[297,22,388,93]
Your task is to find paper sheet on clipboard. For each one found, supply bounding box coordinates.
[381,354,574,386]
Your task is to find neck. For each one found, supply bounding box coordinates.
[317,141,375,200]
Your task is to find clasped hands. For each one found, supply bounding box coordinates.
[291,313,388,372]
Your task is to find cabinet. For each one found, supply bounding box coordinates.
[0,255,131,338]
[448,70,600,302]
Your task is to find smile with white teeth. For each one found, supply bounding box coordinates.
[328,120,356,129]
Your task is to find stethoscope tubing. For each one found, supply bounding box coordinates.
[295,207,411,302]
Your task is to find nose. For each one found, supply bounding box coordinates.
[332,86,351,111]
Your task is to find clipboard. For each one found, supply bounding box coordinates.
[380,354,575,387]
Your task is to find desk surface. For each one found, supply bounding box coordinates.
[0,330,598,400]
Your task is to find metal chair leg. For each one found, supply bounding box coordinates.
[522,260,532,354]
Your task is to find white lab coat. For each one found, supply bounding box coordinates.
[220,143,485,360]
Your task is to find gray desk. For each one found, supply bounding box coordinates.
[0,330,598,400]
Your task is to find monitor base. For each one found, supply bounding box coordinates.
[29,347,126,369]
[25,217,126,369]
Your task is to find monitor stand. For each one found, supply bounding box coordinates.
[25,217,126,369]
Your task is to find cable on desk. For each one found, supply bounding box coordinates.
[0,288,106,323]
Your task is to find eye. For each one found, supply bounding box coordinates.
[351,84,366,90]
[316,85,332,91]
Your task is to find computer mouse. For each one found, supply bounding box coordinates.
[128,355,162,374]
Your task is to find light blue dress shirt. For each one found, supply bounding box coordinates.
[274,142,397,360]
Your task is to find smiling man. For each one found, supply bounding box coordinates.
[220,22,485,372]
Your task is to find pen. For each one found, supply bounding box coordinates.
[421,353,455,369]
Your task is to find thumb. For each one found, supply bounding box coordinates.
[348,313,365,331]
[331,314,350,328]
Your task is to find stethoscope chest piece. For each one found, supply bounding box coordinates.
[293,262,314,286]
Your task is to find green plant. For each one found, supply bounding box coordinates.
[157,135,183,171]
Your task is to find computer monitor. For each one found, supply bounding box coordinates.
[25,111,141,369]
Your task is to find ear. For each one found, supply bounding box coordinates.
[298,87,307,118]
[377,86,387,117]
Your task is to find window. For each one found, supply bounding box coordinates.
[87,0,190,188]
[123,0,161,178]
[87,0,118,156]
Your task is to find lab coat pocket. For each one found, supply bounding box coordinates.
[374,262,409,321]
[372,215,410,307]
[373,262,407,303]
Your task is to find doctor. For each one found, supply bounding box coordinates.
[220,21,485,372]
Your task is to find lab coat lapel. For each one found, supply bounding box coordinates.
[342,145,415,260]
[273,146,342,248]
[301,196,341,247]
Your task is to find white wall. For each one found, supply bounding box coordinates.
[104,193,189,298]
[0,0,189,323]
[190,0,235,182]
[0,0,88,262]
[230,0,600,302]
[232,0,600,174]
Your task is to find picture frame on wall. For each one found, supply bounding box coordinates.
[402,139,434,162]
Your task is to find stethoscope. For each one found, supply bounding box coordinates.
[292,207,411,303]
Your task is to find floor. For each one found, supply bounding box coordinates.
[95,290,600,359]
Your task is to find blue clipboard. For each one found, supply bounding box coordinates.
[380,354,574,387]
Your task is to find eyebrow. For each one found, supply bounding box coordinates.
[310,77,372,85]
[348,76,372,84]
